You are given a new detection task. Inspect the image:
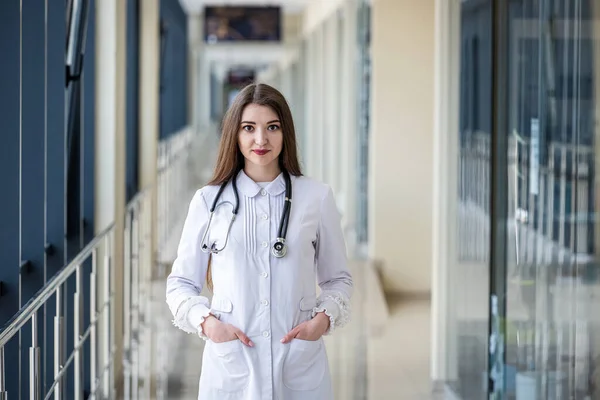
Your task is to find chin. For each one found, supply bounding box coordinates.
[250,155,277,167]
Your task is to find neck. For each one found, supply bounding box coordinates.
[244,162,281,182]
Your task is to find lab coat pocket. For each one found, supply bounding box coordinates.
[210,295,233,322]
[283,338,326,391]
[207,339,249,392]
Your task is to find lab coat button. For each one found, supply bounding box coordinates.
[262,214,268,220]
[261,299,269,306]
[261,189,267,196]
[261,272,268,278]
[262,241,268,248]
[262,331,270,338]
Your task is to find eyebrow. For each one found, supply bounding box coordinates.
[240,120,281,125]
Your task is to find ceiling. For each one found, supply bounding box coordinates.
[179,0,310,76]
[179,0,313,14]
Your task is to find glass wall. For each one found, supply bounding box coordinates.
[448,0,493,398]
[500,0,600,398]
[449,0,600,398]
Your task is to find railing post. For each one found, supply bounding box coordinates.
[54,286,63,400]
[0,345,6,399]
[132,208,140,400]
[142,198,152,400]
[74,264,83,400]
[139,201,147,398]
[102,236,110,398]
[111,231,117,400]
[90,249,97,400]
[123,210,133,400]
[29,313,41,400]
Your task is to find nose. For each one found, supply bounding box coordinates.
[254,127,268,146]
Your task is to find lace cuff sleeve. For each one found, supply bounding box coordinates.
[311,291,351,335]
[171,296,211,335]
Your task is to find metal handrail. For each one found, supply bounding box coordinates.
[0,127,207,400]
[127,186,150,212]
[0,183,152,348]
[0,222,114,348]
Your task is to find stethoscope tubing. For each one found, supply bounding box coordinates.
[201,169,292,257]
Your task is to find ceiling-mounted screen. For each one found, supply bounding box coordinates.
[227,68,255,85]
[204,6,282,44]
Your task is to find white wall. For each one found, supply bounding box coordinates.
[369,0,435,294]
[302,0,346,36]
[259,0,437,295]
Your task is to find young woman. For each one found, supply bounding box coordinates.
[166,83,353,400]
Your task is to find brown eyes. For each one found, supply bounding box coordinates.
[242,125,280,132]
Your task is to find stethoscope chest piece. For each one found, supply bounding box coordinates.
[272,238,287,258]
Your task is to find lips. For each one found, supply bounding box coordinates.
[253,149,270,156]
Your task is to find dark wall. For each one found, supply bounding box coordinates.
[460,0,493,139]
[0,0,184,394]
[127,0,141,200]
[0,0,96,395]
[0,2,25,395]
[0,0,76,395]
[160,0,189,139]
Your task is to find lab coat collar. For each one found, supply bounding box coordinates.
[236,169,287,198]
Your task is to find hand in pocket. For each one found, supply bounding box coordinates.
[201,315,254,346]
[280,312,330,343]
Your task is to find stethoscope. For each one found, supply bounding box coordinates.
[200,170,292,258]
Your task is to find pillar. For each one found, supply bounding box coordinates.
[431,0,460,383]
[94,0,127,394]
[368,0,435,294]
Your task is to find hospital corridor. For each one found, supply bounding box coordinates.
[2,0,600,399]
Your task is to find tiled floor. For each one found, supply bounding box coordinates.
[367,297,443,400]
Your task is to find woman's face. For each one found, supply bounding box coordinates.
[238,103,283,171]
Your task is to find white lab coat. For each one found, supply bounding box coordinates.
[166,170,353,400]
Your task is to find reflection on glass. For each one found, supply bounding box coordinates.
[448,1,492,398]
[504,0,600,398]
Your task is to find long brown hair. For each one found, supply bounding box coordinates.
[205,82,303,291]
[207,82,303,186]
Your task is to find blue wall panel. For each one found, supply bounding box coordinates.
[46,1,66,290]
[127,0,140,201]
[0,0,22,325]
[44,1,67,393]
[21,0,46,298]
[0,1,22,396]
[82,0,96,248]
[0,0,97,395]
[81,2,96,394]
[83,0,96,249]
[160,0,188,138]
[20,0,47,396]
[65,0,94,260]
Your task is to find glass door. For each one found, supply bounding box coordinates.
[492,0,600,398]
[447,1,493,398]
